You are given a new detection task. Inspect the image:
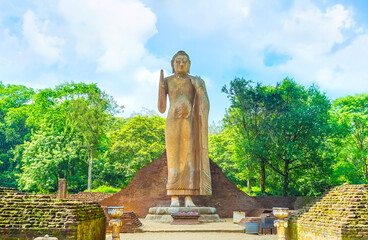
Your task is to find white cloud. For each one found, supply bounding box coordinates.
[314,33,368,92]
[242,7,250,17]
[263,2,368,94]
[157,0,253,33]
[218,0,365,95]
[271,3,354,56]
[22,10,65,64]
[1,0,368,122]
[58,0,157,72]
[116,67,162,116]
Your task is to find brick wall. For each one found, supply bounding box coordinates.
[252,196,317,210]
[0,187,106,240]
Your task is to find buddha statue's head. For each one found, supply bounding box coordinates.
[171,50,191,74]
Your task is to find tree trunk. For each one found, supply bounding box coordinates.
[247,179,251,192]
[261,159,266,194]
[363,156,368,180]
[283,160,289,196]
[87,148,93,190]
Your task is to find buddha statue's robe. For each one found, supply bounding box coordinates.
[158,73,211,196]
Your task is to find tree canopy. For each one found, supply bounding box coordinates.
[1,79,367,196]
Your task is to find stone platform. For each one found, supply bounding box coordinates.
[141,218,243,233]
[145,207,223,223]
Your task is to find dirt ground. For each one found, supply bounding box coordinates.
[106,218,278,240]
[106,232,277,240]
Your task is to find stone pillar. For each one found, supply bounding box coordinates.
[58,178,67,199]
[273,207,289,240]
[109,219,122,240]
[275,220,288,240]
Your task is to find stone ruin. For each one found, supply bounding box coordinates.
[287,184,368,240]
[0,187,106,240]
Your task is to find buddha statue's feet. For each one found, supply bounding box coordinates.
[185,196,196,207]
[170,195,180,207]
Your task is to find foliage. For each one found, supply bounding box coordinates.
[330,94,368,185]
[209,126,240,185]
[97,114,166,188]
[221,78,333,196]
[1,79,368,197]
[14,126,87,193]
[0,82,35,188]
[69,86,120,190]
[84,185,120,193]
[1,81,121,193]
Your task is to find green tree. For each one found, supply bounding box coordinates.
[14,126,87,193]
[100,114,166,188]
[265,79,332,196]
[222,78,333,196]
[69,88,120,190]
[331,94,368,184]
[0,82,34,188]
[222,79,269,194]
[11,82,119,192]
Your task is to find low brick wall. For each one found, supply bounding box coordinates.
[66,192,113,203]
[0,187,106,240]
[286,184,368,240]
[252,196,317,210]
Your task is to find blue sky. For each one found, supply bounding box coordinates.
[1,0,368,123]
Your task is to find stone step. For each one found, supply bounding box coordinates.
[141,218,244,233]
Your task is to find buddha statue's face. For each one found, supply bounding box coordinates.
[173,55,190,74]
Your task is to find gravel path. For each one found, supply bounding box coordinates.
[106,218,278,240]
[106,232,277,240]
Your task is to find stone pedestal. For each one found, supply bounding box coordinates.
[145,207,223,223]
[275,220,287,240]
[171,214,200,225]
[109,219,122,240]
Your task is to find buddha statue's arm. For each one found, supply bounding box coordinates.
[158,69,167,113]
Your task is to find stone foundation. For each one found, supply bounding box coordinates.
[287,184,368,240]
[145,207,223,223]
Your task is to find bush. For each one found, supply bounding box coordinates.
[85,185,120,193]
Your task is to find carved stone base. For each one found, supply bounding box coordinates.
[171,214,200,225]
[145,207,224,223]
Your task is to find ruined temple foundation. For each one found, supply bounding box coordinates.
[145,206,223,223]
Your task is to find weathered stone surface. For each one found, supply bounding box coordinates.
[57,179,67,199]
[287,184,368,240]
[0,187,106,240]
[158,51,211,200]
[145,206,222,223]
[66,192,113,203]
[99,151,262,218]
[148,207,216,215]
[145,214,173,223]
[145,213,222,223]
[171,214,200,225]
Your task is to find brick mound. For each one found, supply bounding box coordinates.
[104,211,142,233]
[121,211,142,233]
[100,151,262,218]
[289,184,368,240]
[66,192,113,202]
[0,187,106,240]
